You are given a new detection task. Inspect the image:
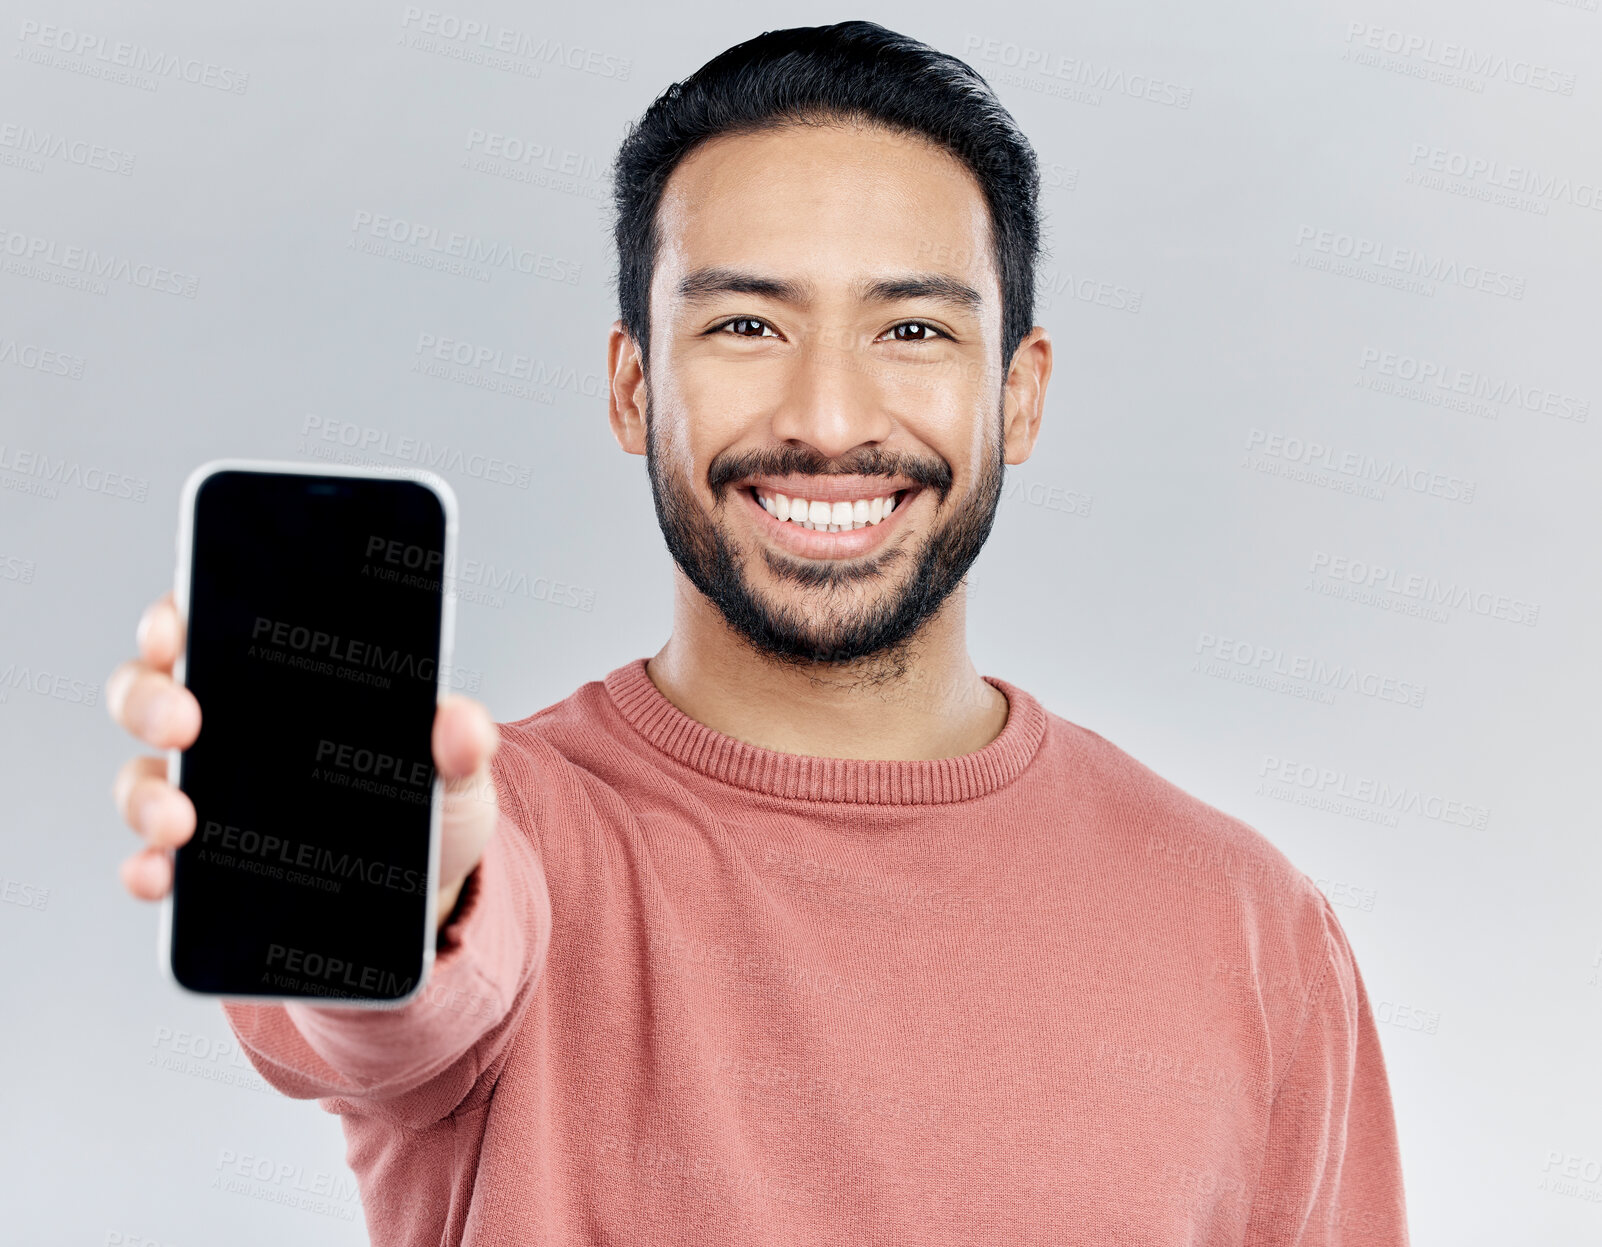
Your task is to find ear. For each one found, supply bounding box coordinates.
[1000,326,1052,466]
[608,319,648,457]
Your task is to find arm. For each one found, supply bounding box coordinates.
[1243,891,1411,1245]
[219,805,550,1122]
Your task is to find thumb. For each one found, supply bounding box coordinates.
[432,696,502,893]
[432,695,499,782]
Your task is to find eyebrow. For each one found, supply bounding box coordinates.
[675,266,984,317]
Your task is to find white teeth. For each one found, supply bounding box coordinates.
[753,489,903,532]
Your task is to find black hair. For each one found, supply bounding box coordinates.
[609,20,1045,379]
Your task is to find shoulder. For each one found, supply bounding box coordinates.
[1030,704,1339,988]
[1038,709,1317,906]
[498,672,615,752]
[484,674,627,835]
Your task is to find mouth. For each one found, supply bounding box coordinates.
[734,479,921,560]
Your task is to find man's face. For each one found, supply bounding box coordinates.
[635,121,1017,676]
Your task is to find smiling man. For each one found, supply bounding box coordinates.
[108,20,1410,1246]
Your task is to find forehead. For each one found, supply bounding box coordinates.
[652,121,998,305]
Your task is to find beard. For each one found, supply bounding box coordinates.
[644,393,1006,683]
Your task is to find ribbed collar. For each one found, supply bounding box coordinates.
[601,657,1048,805]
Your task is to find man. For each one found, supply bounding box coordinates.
[107,20,1410,1246]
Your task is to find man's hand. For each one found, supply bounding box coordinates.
[106,591,501,934]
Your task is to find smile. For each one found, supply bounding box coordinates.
[752,488,901,531]
[736,480,919,560]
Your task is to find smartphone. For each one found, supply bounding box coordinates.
[159,459,458,1006]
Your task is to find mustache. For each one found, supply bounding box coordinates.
[706,445,953,500]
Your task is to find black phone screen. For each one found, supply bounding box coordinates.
[169,468,449,1002]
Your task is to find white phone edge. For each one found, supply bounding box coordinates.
[158,457,460,1010]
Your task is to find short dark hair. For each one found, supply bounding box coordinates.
[609,20,1045,379]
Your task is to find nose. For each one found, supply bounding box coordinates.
[767,331,895,461]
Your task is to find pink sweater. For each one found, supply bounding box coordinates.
[222,659,1409,1244]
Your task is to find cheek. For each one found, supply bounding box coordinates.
[904,401,986,478]
[677,375,774,481]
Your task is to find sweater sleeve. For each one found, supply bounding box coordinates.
[217,802,551,1126]
[1242,890,1411,1245]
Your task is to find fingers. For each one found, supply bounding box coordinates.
[113,594,191,903]
[120,847,173,901]
[136,592,184,670]
[432,696,500,783]
[105,660,201,749]
[113,754,196,849]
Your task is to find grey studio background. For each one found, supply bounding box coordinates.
[0,0,1598,1243]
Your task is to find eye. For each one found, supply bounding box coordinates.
[706,318,951,343]
[879,321,950,343]
[710,317,780,339]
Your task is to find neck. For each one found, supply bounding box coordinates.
[646,571,1008,761]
